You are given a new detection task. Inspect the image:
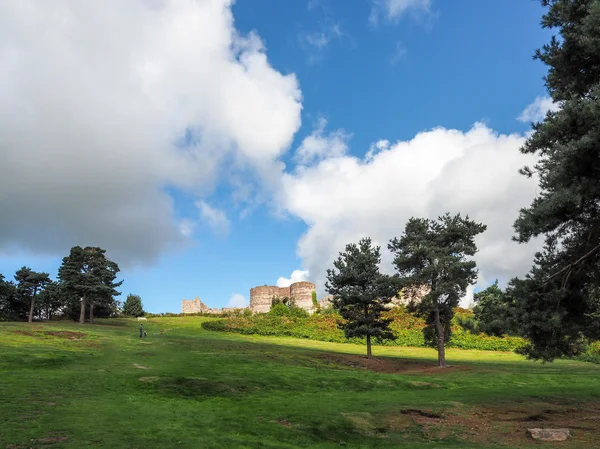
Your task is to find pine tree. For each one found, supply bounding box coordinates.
[122,294,145,317]
[389,213,486,367]
[14,267,51,323]
[58,246,122,324]
[511,0,600,360]
[325,237,397,358]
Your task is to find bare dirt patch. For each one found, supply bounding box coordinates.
[273,418,293,427]
[379,400,600,446]
[133,363,150,369]
[36,436,69,444]
[317,352,470,375]
[13,330,87,340]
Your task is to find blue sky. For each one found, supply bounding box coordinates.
[0,0,554,313]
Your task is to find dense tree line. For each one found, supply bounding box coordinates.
[0,246,127,323]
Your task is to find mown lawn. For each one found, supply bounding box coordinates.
[1,317,599,448]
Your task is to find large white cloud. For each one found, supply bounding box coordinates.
[0,0,302,265]
[278,122,542,305]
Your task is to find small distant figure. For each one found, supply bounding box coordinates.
[143,331,147,338]
[139,324,143,338]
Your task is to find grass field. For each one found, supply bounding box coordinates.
[1,317,600,448]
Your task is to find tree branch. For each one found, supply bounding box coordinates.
[543,241,600,286]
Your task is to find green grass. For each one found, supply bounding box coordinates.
[1,317,599,448]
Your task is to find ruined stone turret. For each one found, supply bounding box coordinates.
[249,281,317,314]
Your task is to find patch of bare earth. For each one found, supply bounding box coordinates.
[378,401,600,446]
[133,363,150,369]
[36,436,69,444]
[317,352,470,375]
[273,418,293,427]
[13,330,87,340]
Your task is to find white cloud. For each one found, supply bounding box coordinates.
[370,0,431,25]
[277,269,311,287]
[518,95,561,123]
[226,293,248,308]
[295,117,351,164]
[300,24,342,63]
[178,219,196,238]
[196,201,230,236]
[305,32,330,49]
[278,122,542,306]
[0,0,302,265]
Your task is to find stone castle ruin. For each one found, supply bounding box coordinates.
[180,297,243,315]
[181,281,429,315]
[249,281,316,314]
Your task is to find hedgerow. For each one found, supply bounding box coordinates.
[201,306,527,352]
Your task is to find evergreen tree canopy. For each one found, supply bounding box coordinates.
[58,246,122,324]
[388,213,486,367]
[37,281,64,320]
[512,0,600,360]
[325,237,398,357]
[14,266,51,322]
[472,280,518,337]
[123,294,145,317]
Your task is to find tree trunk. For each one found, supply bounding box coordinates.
[434,306,446,367]
[79,296,86,324]
[89,301,94,324]
[28,287,38,323]
[366,334,372,358]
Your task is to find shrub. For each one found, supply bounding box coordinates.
[202,306,529,352]
[122,294,145,317]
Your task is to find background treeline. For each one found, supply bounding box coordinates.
[0,246,144,322]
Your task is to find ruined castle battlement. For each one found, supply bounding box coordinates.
[181,281,426,315]
[181,297,243,315]
[249,281,316,314]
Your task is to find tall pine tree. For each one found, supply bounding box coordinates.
[58,246,122,324]
[325,237,397,358]
[14,267,51,323]
[511,0,600,360]
[389,213,486,367]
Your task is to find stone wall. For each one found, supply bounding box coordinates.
[181,297,209,314]
[249,281,317,314]
[181,297,244,315]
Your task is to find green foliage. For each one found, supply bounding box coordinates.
[37,281,64,320]
[203,306,527,352]
[122,293,145,317]
[509,0,600,361]
[467,280,518,337]
[267,299,309,318]
[0,274,20,321]
[388,213,486,366]
[326,237,398,356]
[14,266,52,322]
[58,246,123,323]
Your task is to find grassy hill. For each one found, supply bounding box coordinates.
[1,317,600,448]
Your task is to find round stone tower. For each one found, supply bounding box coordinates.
[289,281,316,312]
[249,285,289,313]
